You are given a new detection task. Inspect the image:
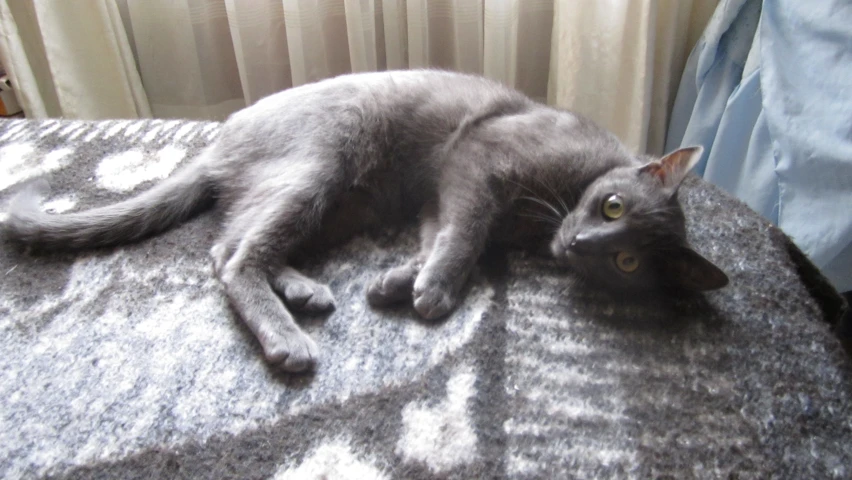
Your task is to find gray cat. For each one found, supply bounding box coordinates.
[3,70,727,372]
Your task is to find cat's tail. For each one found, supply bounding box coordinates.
[2,148,216,250]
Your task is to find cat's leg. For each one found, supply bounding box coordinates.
[272,266,335,313]
[412,180,500,320]
[222,188,374,315]
[217,245,319,371]
[366,203,439,306]
[213,168,339,372]
[277,188,379,310]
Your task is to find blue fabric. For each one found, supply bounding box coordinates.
[667,0,852,292]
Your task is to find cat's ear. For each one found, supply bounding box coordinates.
[639,146,703,195]
[659,245,729,291]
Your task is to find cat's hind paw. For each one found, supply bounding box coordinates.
[366,263,418,307]
[262,328,319,372]
[273,269,336,313]
[283,281,335,313]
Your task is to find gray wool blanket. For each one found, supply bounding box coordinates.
[1,118,850,479]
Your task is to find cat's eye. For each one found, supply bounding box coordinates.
[602,194,625,220]
[615,252,639,273]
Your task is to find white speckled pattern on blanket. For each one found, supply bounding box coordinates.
[1,118,850,479]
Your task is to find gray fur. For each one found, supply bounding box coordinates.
[3,70,727,372]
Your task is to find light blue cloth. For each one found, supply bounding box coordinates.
[667,0,852,292]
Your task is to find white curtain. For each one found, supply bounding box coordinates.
[548,0,717,153]
[0,0,149,118]
[0,0,715,153]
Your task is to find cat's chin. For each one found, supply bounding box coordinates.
[552,249,585,273]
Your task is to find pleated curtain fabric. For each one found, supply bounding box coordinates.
[0,0,150,119]
[0,0,715,153]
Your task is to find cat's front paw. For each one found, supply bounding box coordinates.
[261,328,319,372]
[412,277,458,320]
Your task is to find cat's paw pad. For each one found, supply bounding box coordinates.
[412,281,458,320]
[262,329,319,372]
[282,280,335,313]
[367,265,417,306]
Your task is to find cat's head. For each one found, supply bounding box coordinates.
[551,146,728,292]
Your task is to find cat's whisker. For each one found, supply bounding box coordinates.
[507,178,553,204]
[517,195,562,220]
[517,205,563,231]
[535,176,571,216]
[556,195,570,216]
[517,211,562,227]
[506,179,539,200]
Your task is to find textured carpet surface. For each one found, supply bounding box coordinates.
[1,118,851,479]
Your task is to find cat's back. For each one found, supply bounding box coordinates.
[214,70,529,169]
[260,69,515,107]
[228,70,525,134]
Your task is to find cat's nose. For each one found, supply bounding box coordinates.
[568,233,592,254]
